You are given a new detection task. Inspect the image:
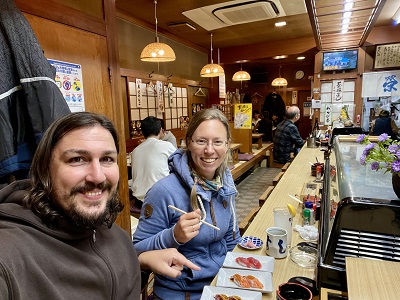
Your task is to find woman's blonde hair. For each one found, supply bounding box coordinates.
[185,108,232,210]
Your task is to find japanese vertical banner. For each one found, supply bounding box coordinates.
[156,81,164,112]
[136,78,142,107]
[332,79,344,102]
[324,104,332,125]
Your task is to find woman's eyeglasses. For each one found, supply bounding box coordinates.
[191,139,228,148]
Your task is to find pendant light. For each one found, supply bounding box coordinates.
[271,65,287,86]
[200,33,224,77]
[232,63,251,81]
[140,0,176,62]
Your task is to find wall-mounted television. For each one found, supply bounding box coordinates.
[322,50,358,71]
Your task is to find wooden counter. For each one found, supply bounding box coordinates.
[212,145,326,299]
[346,257,400,300]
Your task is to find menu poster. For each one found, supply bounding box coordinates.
[48,59,85,112]
[374,43,400,69]
[233,103,252,129]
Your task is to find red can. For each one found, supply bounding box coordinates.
[316,165,322,180]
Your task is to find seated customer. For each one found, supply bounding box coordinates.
[252,110,262,132]
[0,112,199,299]
[370,110,399,139]
[273,106,305,164]
[131,116,176,212]
[133,108,240,300]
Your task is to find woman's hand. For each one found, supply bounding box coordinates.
[173,209,202,244]
[138,248,200,278]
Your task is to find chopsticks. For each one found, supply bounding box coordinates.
[168,205,220,231]
[287,194,303,204]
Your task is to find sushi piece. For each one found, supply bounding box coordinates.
[247,257,262,269]
[235,257,251,268]
[230,274,251,288]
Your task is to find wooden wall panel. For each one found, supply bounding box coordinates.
[25,14,111,116]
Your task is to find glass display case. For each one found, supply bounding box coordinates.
[318,137,400,291]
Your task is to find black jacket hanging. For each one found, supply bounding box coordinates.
[0,0,70,180]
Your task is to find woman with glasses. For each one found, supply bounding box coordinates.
[133,108,240,300]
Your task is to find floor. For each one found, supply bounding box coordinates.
[234,163,281,224]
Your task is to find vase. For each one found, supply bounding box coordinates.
[392,174,400,199]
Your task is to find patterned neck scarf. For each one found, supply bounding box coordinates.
[190,164,222,191]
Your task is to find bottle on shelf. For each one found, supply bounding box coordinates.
[312,117,320,138]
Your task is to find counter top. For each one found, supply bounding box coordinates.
[211,145,327,299]
[346,257,400,300]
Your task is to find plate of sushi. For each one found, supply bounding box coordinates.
[222,252,274,273]
[216,268,273,293]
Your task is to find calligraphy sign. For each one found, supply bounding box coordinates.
[332,79,344,102]
[136,78,142,107]
[374,43,400,69]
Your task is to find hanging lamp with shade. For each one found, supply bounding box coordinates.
[232,63,251,81]
[140,0,176,62]
[200,33,224,77]
[271,65,287,86]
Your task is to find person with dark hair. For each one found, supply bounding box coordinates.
[159,118,178,148]
[370,109,399,139]
[0,112,199,299]
[273,106,305,164]
[252,109,262,132]
[130,116,176,211]
[133,108,240,300]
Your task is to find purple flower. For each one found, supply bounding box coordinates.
[396,151,400,159]
[360,155,366,165]
[389,144,398,154]
[356,134,366,143]
[363,143,375,156]
[370,162,379,170]
[378,133,389,142]
[392,160,400,173]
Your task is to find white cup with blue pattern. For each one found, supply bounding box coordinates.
[266,227,287,258]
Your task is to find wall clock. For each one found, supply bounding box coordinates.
[295,70,305,80]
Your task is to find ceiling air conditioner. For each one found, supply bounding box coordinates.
[212,1,281,25]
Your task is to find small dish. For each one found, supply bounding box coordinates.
[289,245,318,268]
[239,236,263,250]
[200,286,262,300]
[216,268,273,293]
[223,252,274,273]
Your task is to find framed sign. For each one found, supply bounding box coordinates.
[374,43,400,69]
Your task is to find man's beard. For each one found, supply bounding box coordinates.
[63,181,117,230]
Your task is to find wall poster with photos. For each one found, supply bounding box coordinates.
[128,78,188,138]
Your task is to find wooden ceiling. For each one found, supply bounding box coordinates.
[116,0,399,66]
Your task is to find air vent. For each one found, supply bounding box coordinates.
[331,229,400,268]
[212,1,280,25]
[168,22,196,32]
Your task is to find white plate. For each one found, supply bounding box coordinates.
[216,268,273,293]
[223,252,274,273]
[200,286,262,300]
[239,236,263,250]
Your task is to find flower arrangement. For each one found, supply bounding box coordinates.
[356,133,400,175]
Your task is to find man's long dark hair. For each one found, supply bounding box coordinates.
[23,112,124,228]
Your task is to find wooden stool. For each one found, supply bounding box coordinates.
[259,186,275,207]
[281,162,291,172]
[239,206,260,236]
[272,171,285,186]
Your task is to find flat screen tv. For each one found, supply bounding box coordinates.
[322,50,358,71]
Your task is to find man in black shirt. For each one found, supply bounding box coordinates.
[273,106,305,164]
